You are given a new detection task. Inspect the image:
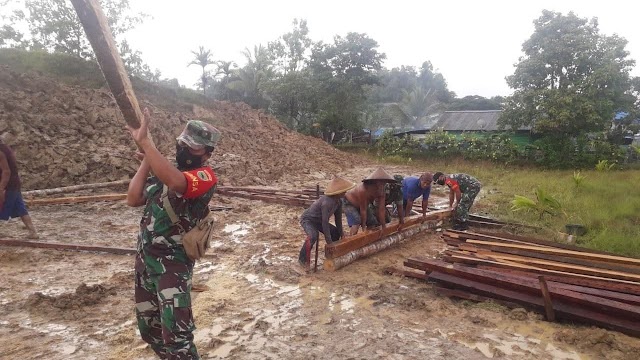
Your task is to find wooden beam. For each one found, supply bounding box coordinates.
[476,264,640,295]
[538,276,555,321]
[325,209,451,259]
[25,193,127,206]
[0,239,135,255]
[428,271,640,337]
[459,242,640,275]
[466,240,640,267]
[384,266,428,280]
[324,220,440,271]
[22,180,130,198]
[70,0,143,129]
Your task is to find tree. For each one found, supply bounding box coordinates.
[400,87,443,127]
[227,44,274,108]
[189,46,215,95]
[417,61,454,103]
[309,32,386,142]
[499,10,636,136]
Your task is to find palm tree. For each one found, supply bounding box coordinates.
[227,45,274,107]
[401,87,443,128]
[189,46,215,95]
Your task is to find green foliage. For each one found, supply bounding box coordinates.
[460,133,520,164]
[447,95,504,111]
[572,171,586,188]
[189,46,215,95]
[511,188,562,219]
[527,134,624,169]
[374,132,422,157]
[595,159,616,172]
[500,10,636,137]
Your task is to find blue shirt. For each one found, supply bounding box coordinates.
[402,176,431,202]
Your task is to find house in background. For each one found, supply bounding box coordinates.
[394,110,532,147]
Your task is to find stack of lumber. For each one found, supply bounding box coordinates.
[216,186,319,207]
[402,230,640,337]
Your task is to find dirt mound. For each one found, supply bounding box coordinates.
[25,283,116,310]
[0,65,362,190]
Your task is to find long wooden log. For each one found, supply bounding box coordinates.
[22,180,130,198]
[324,220,440,271]
[325,209,451,259]
[26,193,127,206]
[0,239,135,255]
[428,271,640,337]
[70,0,143,129]
[215,190,313,207]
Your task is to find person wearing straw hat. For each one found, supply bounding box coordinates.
[297,176,356,268]
[343,167,396,235]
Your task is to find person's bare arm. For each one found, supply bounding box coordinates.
[127,108,187,193]
[127,155,151,207]
[421,198,428,215]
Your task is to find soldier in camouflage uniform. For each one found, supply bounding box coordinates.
[370,174,405,225]
[433,172,481,230]
[127,108,220,359]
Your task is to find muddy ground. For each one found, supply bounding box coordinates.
[1,165,640,360]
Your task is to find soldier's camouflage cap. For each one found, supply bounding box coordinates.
[176,120,221,150]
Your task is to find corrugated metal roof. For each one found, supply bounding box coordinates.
[432,110,503,131]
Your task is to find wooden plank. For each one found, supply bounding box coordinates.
[466,240,640,267]
[26,193,127,206]
[70,0,143,129]
[446,253,640,287]
[0,239,135,255]
[469,249,640,282]
[538,276,556,321]
[384,266,428,280]
[476,264,640,295]
[434,286,522,309]
[324,221,440,271]
[452,229,613,255]
[549,282,640,306]
[325,209,451,259]
[428,271,640,337]
[22,180,130,198]
[458,243,640,275]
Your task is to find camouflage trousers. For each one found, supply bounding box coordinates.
[135,254,199,359]
[455,184,481,223]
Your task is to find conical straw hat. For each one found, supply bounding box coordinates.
[362,167,395,183]
[325,176,356,196]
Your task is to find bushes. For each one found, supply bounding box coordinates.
[375,130,625,169]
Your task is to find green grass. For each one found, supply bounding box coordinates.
[344,150,640,258]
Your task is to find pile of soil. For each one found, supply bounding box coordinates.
[0,65,361,190]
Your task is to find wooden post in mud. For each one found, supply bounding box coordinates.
[70,0,144,129]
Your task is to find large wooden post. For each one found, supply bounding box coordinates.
[70,0,144,129]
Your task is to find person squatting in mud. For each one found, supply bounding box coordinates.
[126,108,220,359]
[297,176,356,269]
[0,137,39,239]
[432,171,481,231]
[342,167,397,235]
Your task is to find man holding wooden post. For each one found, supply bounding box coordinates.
[433,172,481,230]
[127,109,220,359]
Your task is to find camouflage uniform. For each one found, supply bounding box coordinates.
[134,120,219,360]
[446,173,481,224]
[370,175,404,222]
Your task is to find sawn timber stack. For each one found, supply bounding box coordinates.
[400,230,640,337]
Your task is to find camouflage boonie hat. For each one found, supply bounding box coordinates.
[176,120,221,149]
[393,175,403,183]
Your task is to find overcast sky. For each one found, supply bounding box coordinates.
[126,0,640,98]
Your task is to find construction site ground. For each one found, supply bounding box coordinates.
[2,165,640,360]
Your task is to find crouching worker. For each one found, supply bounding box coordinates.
[343,167,396,235]
[432,172,481,231]
[127,108,220,359]
[298,176,356,268]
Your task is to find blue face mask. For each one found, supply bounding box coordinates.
[176,143,203,170]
